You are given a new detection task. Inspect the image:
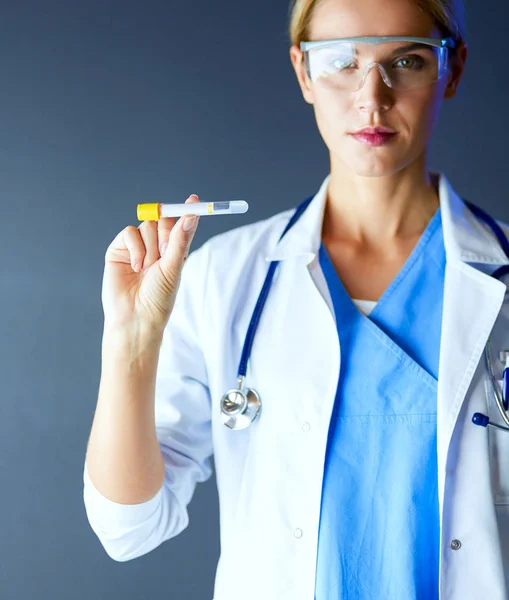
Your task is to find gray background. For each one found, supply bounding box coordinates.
[0,0,507,599]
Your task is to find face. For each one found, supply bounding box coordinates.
[289,0,468,178]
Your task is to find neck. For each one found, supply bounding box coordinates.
[322,161,440,250]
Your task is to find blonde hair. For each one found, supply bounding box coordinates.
[287,0,466,48]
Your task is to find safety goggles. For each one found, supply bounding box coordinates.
[300,36,457,92]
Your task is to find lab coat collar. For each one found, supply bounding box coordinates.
[265,172,509,266]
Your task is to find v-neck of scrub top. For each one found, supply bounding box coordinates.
[352,298,377,316]
[315,206,445,600]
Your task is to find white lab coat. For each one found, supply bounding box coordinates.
[84,172,509,600]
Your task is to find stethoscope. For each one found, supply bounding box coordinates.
[466,202,509,432]
[220,194,509,432]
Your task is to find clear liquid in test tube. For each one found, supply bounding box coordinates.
[137,200,249,221]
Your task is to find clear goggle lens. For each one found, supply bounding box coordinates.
[304,40,452,91]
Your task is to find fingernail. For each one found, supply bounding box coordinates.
[183,216,197,231]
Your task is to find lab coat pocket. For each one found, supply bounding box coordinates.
[486,377,509,504]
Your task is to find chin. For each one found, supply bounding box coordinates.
[337,138,420,177]
[339,154,404,178]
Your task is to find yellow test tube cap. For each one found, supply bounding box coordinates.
[137,203,160,221]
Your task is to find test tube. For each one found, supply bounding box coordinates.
[138,201,249,221]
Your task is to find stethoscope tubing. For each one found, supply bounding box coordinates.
[237,195,315,378]
[222,194,509,432]
[463,200,509,432]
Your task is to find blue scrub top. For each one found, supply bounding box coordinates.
[315,206,445,600]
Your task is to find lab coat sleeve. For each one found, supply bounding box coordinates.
[83,242,214,562]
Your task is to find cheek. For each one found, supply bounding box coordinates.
[401,88,445,144]
[312,94,351,144]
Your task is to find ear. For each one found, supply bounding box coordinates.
[289,44,315,105]
[444,41,468,100]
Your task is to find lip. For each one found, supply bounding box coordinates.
[352,126,397,135]
[350,132,398,147]
[349,126,398,147]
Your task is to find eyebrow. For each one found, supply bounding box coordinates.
[317,40,438,58]
[389,42,435,53]
[336,42,435,58]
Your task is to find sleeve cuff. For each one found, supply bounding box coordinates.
[83,461,164,527]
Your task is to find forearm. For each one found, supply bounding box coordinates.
[85,323,166,504]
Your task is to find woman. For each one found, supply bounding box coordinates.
[83,0,509,598]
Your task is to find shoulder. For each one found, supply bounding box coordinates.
[485,207,509,252]
[190,205,295,277]
[207,206,294,256]
[494,216,509,238]
[461,195,509,256]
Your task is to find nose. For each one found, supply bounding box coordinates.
[355,63,393,113]
[359,62,393,90]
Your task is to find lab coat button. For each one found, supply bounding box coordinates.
[450,539,461,550]
[294,528,303,539]
[302,422,311,432]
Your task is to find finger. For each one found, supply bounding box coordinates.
[159,209,200,278]
[137,220,159,272]
[156,216,176,257]
[122,226,148,272]
[157,194,200,256]
[106,225,145,271]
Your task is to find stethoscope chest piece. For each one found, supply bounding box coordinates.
[220,377,262,430]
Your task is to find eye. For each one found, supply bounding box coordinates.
[393,55,425,69]
[331,58,356,70]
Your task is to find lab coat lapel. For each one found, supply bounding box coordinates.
[435,174,507,508]
[437,260,504,496]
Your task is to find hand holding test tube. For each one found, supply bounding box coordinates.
[101,193,251,337]
[138,200,249,221]
[102,194,206,334]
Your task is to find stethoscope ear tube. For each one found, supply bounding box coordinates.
[464,200,509,433]
[472,412,509,432]
[471,337,509,432]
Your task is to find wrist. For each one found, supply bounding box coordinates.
[102,320,164,357]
